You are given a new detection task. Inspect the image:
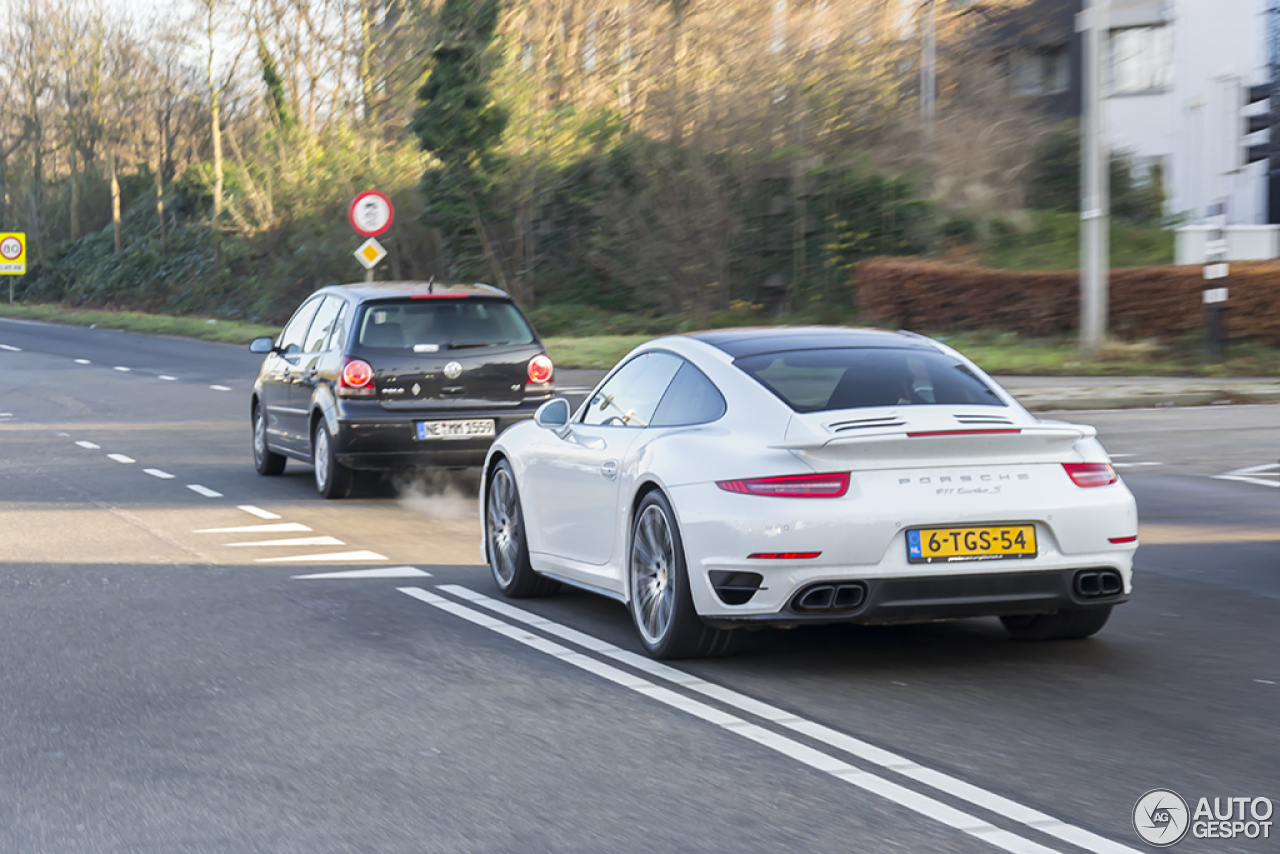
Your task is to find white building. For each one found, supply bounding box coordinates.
[1101,0,1273,224]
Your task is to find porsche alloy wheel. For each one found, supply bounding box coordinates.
[486,460,557,598]
[628,491,738,659]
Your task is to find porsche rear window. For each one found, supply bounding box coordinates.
[356,298,536,350]
[734,348,1005,412]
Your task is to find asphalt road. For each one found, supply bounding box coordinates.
[1,318,1277,854]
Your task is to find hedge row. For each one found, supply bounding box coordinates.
[855,259,1280,345]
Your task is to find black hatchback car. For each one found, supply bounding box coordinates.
[249,282,554,497]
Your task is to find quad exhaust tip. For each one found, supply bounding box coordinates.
[1074,569,1124,599]
[792,582,867,613]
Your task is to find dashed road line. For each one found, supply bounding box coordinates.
[159,375,177,381]
[74,359,90,365]
[187,484,223,498]
[1214,463,1280,489]
[197,522,311,534]
[75,441,100,449]
[238,505,282,520]
[1112,461,1162,469]
[402,587,1084,854]
[210,385,231,392]
[113,366,130,372]
[440,585,1141,854]
[294,566,431,580]
[0,344,21,352]
[107,453,135,464]
[144,469,175,479]
[256,550,387,563]
[227,536,346,548]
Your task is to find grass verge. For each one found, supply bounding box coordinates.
[0,303,279,345]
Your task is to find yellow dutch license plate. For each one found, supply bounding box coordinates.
[906,524,1036,564]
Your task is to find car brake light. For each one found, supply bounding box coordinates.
[338,358,375,398]
[1109,535,1137,544]
[1063,462,1117,487]
[716,472,850,498]
[527,354,553,385]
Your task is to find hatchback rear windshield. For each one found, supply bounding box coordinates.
[355,298,536,351]
[734,347,1005,412]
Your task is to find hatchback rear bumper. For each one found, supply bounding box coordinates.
[332,399,546,470]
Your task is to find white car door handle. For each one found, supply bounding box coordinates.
[600,460,619,480]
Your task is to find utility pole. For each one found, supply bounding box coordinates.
[1079,0,1110,353]
[920,0,936,192]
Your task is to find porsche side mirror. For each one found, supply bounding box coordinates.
[249,337,277,354]
[534,398,572,435]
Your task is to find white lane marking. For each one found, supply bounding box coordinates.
[294,566,431,580]
[210,384,231,392]
[144,469,175,479]
[442,585,1142,854]
[187,484,223,498]
[256,550,387,563]
[159,375,177,381]
[113,366,131,372]
[75,441,101,449]
[107,454,135,464]
[1112,462,1162,469]
[1109,453,1136,458]
[0,344,21,351]
[227,536,346,547]
[197,522,311,534]
[1213,463,1280,489]
[74,359,91,365]
[403,587,1065,854]
[1257,679,1276,685]
[237,505,282,520]
[0,412,12,418]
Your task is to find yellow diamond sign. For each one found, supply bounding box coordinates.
[0,233,26,275]
[355,236,386,270]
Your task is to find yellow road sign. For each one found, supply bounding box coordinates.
[0,233,26,275]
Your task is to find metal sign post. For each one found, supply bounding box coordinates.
[0,233,28,304]
[348,191,395,282]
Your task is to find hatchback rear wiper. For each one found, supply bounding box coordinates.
[448,340,507,349]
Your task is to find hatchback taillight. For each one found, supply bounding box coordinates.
[716,472,850,498]
[527,353,553,385]
[338,358,375,398]
[1063,462,1117,487]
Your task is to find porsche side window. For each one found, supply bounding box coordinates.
[278,297,323,356]
[650,363,727,427]
[582,351,683,428]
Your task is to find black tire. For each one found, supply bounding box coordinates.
[628,491,739,660]
[252,402,286,476]
[1001,606,1113,641]
[312,418,353,499]
[485,459,559,598]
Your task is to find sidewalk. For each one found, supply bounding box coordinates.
[560,369,1280,411]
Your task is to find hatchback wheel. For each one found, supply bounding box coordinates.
[486,460,558,597]
[253,403,286,476]
[1001,606,1112,641]
[628,491,738,659]
[313,419,353,499]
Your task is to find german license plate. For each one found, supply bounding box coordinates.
[416,419,496,440]
[906,524,1036,564]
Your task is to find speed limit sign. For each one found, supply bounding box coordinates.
[0,232,26,275]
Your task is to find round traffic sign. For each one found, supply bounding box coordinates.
[0,236,22,260]
[349,191,395,237]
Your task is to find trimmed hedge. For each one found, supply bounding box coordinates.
[855,258,1280,345]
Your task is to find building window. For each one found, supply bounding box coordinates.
[1106,26,1173,95]
[1008,46,1070,96]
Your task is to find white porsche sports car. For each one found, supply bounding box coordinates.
[479,327,1138,659]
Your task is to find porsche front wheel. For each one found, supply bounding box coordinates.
[486,460,558,598]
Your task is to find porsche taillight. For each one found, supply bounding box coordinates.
[527,353,553,385]
[1062,462,1117,487]
[338,358,375,398]
[716,472,850,498]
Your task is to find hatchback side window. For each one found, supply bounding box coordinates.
[650,362,727,427]
[581,351,683,428]
[324,302,350,352]
[304,297,343,354]
[278,298,322,356]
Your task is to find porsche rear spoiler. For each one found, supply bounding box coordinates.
[769,423,1094,451]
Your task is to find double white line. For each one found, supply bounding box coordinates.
[400,585,1139,854]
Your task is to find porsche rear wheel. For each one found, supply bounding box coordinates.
[486,460,558,598]
[628,491,738,660]
[1001,606,1112,641]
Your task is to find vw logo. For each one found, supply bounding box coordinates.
[443,361,463,380]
